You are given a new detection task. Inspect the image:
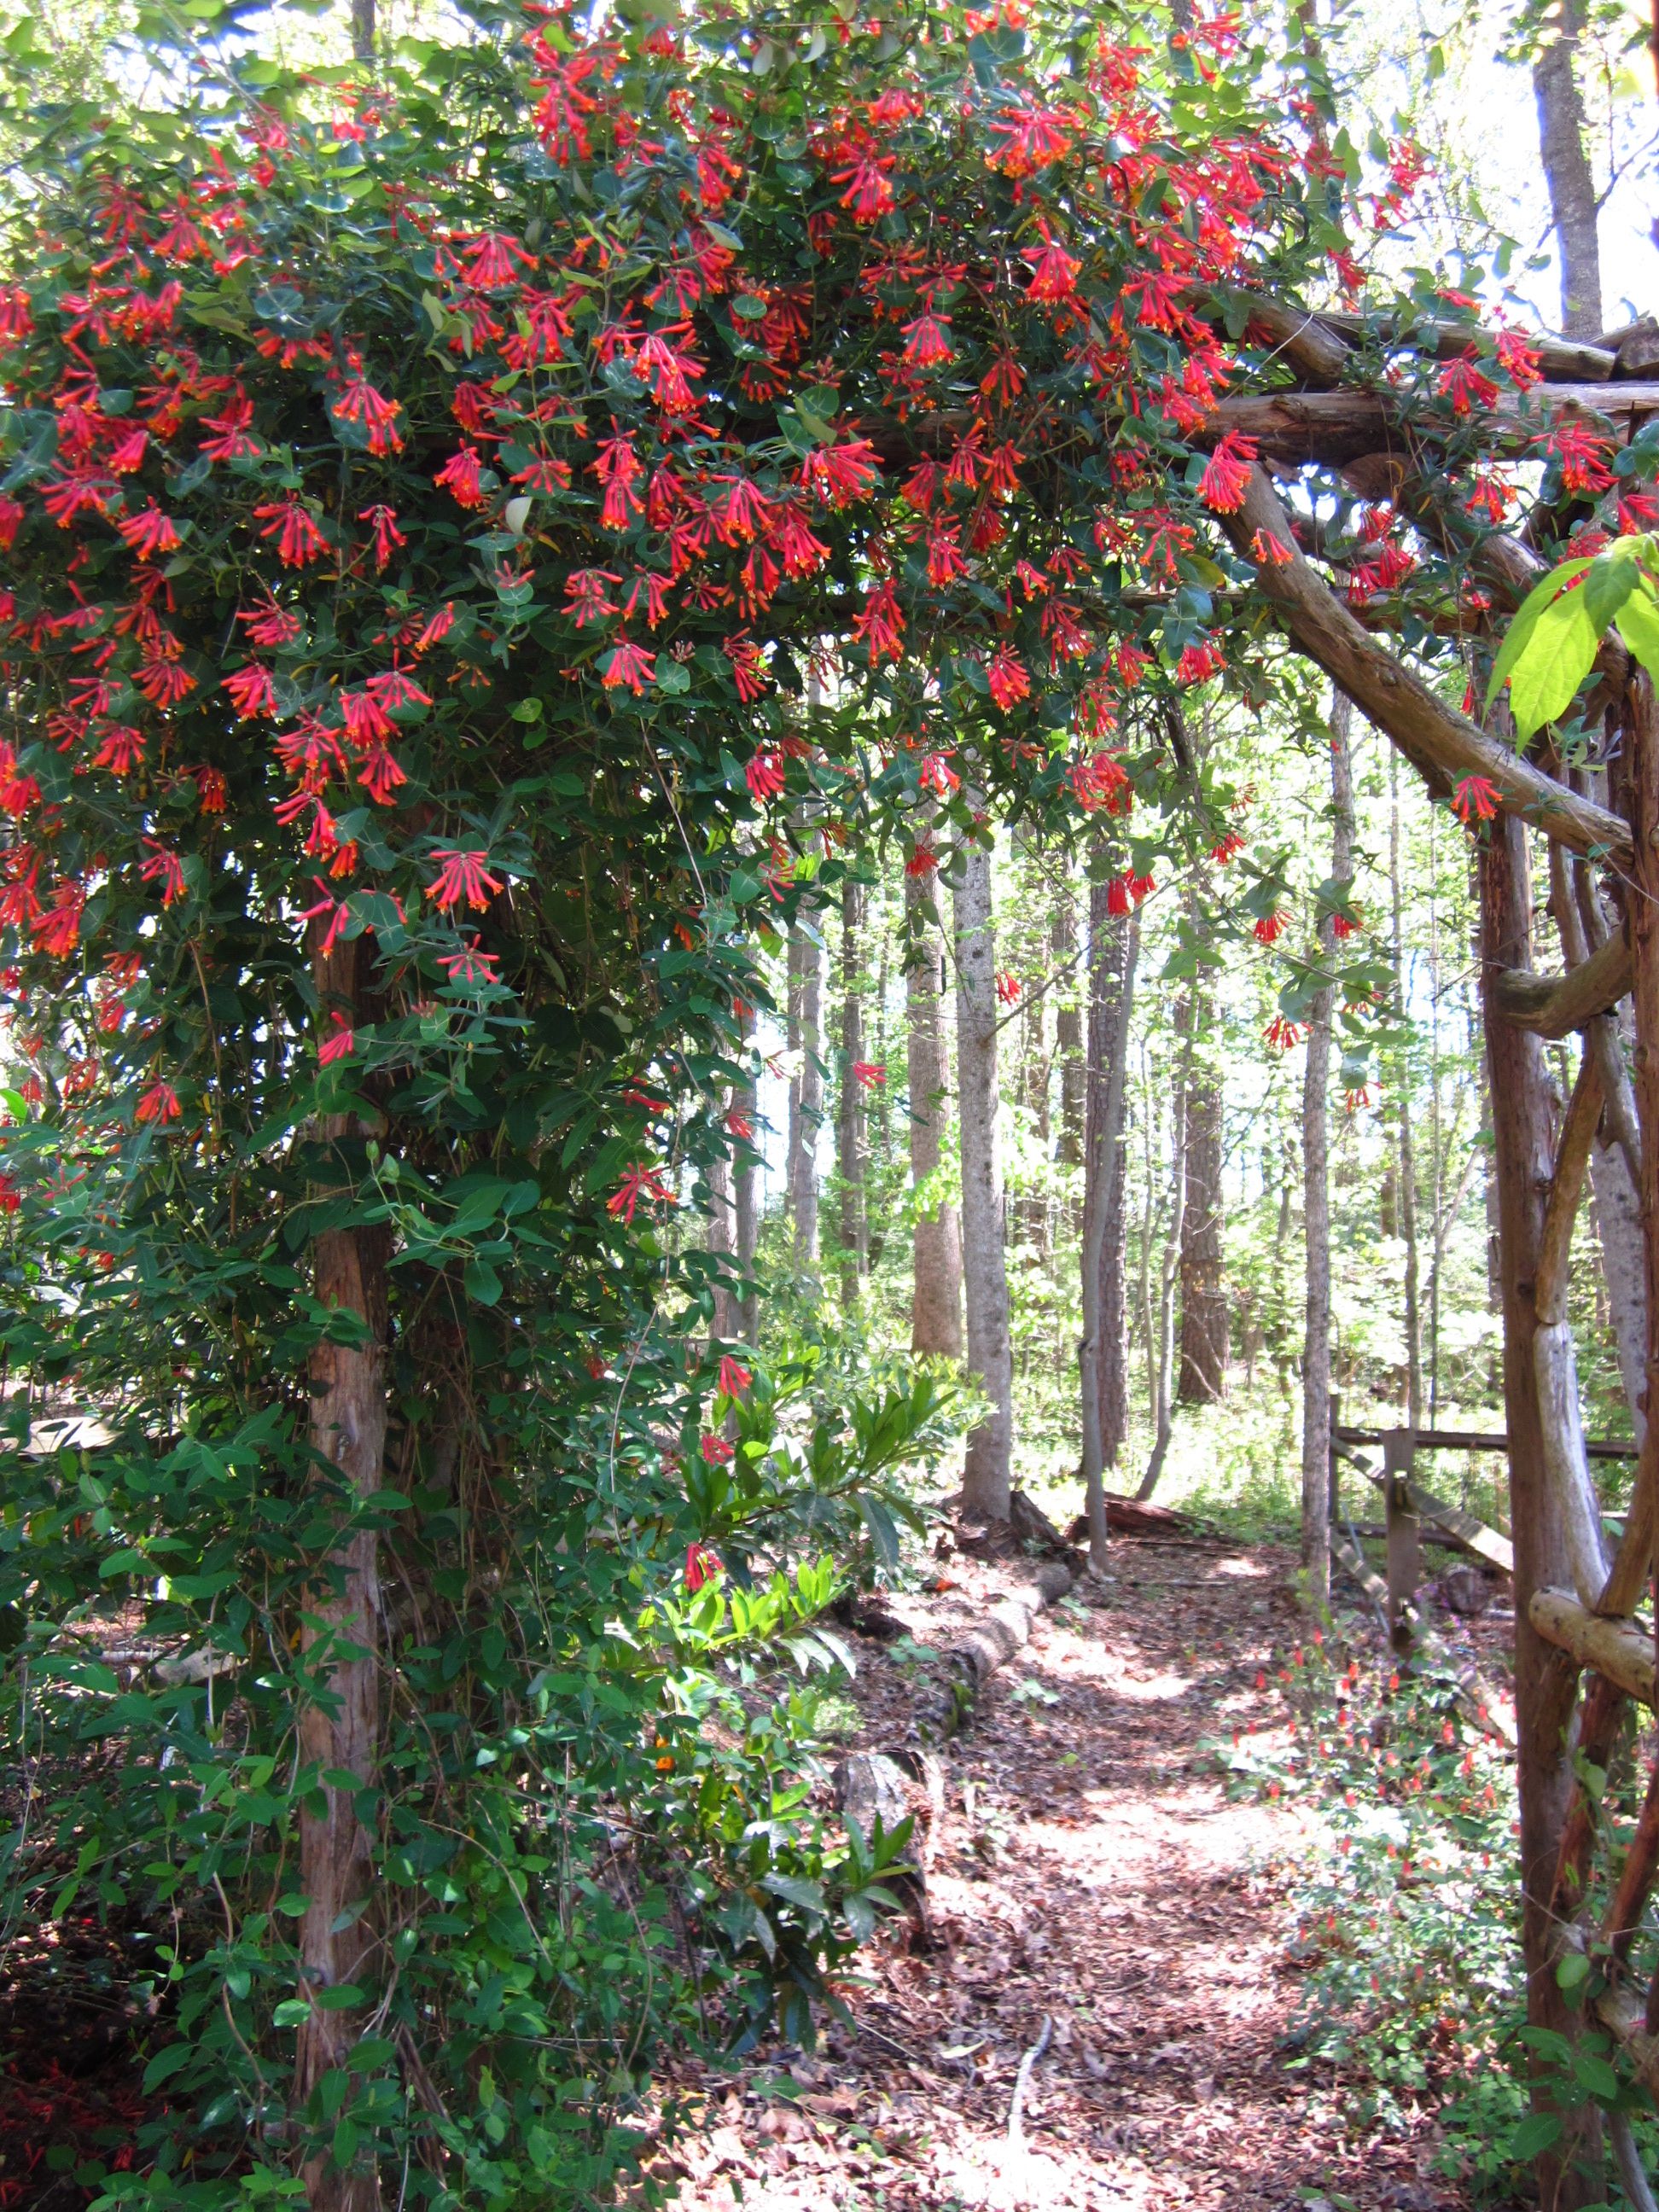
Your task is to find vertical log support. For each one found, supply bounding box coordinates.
[1481,808,1604,2207]
[1383,1429,1420,1659]
[1628,677,1659,1623]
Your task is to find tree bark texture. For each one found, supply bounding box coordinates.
[734,1006,759,1345]
[954,841,1015,1519]
[1080,891,1138,1565]
[1388,749,1424,1429]
[350,0,375,66]
[1532,0,1604,340]
[907,877,964,1359]
[1139,1010,1191,1502]
[707,1146,736,1342]
[1481,808,1606,2209]
[1301,694,1353,1606]
[787,928,823,1266]
[1053,891,1085,1169]
[1178,985,1228,1406]
[838,878,867,1307]
[295,932,389,2212]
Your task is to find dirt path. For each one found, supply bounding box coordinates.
[655,1538,1466,2212]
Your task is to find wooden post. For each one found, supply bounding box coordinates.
[1384,1428,1420,1659]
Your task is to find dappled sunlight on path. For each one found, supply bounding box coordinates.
[655,1540,1468,2212]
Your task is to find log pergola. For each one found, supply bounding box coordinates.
[1190,297,1659,2200]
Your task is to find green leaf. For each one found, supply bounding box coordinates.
[1509,2111,1563,2161]
[1615,582,1659,684]
[1485,556,1595,712]
[1506,589,1601,739]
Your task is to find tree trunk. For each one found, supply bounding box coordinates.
[1532,0,1604,340]
[1054,890,1084,1170]
[1389,751,1425,1428]
[788,928,823,1266]
[1302,695,1354,1609]
[1080,890,1138,1564]
[838,878,867,1307]
[1016,969,1050,1253]
[734,1008,759,1346]
[1481,806,1606,2209]
[295,932,388,2212]
[1177,976,1227,1405]
[707,1144,736,1341]
[350,0,375,67]
[1140,1010,1192,1501]
[907,876,964,1359]
[954,840,1014,1519]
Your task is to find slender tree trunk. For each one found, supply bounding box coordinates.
[1301,696,1354,1610]
[1389,752,1425,1428]
[1532,0,1604,340]
[1481,806,1605,2210]
[1140,1009,1191,1501]
[1177,975,1227,1405]
[350,0,375,67]
[789,929,823,1266]
[838,879,867,1307]
[954,841,1014,1519]
[734,1008,759,1346]
[1016,971,1050,1253]
[1079,894,1141,1557]
[1054,891,1084,1171]
[907,876,963,1359]
[295,931,387,2212]
[707,1146,736,1342]
[1080,891,1138,1565]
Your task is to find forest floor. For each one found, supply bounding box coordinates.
[649,1533,1476,2212]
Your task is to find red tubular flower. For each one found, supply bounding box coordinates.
[253,498,329,568]
[1023,226,1081,301]
[1249,528,1293,566]
[115,504,182,559]
[331,375,405,454]
[1264,1016,1305,1052]
[31,882,84,958]
[852,1061,885,1089]
[852,580,905,666]
[434,445,487,509]
[223,662,277,719]
[1452,774,1499,826]
[717,1355,752,1399]
[607,1160,676,1223]
[428,847,504,911]
[139,841,187,906]
[602,637,656,694]
[1437,352,1499,416]
[745,750,785,803]
[684,1540,724,1588]
[137,1078,182,1124]
[1197,434,1258,514]
[359,504,407,569]
[831,151,895,222]
[318,1012,356,1065]
[987,645,1031,712]
[1254,908,1287,946]
[995,972,1021,1005]
[900,312,954,370]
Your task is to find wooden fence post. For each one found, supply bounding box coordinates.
[1384,1428,1420,1660]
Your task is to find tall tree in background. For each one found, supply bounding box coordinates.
[1080,879,1138,1563]
[1388,751,1426,1429]
[955,840,1014,1519]
[1530,0,1604,340]
[1301,694,1354,1609]
[1178,956,1228,1404]
[787,928,824,1267]
[1054,890,1086,1171]
[838,878,868,1307]
[1140,1004,1191,1501]
[734,1009,759,1344]
[907,876,964,1359]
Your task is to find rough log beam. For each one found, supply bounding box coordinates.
[1200,381,1659,466]
[1551,1670,1630,1915]
[1214,290,1621,384]
[1218,469,1633,861]
[1491,932,1634,1037]
[1530,1587,1656,1703]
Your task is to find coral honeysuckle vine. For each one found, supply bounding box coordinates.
[0,0,1648,2203]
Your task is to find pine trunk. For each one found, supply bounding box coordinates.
[954,841,1014,1519]
[1140,1010,1191,1501]
[1532,0,1604,340]
[295,933,388,2212]
[1301,695,1353,1608]
[1080,890,1138,1565]
[1054,891,1084,1171]
[907,876,964,1359]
